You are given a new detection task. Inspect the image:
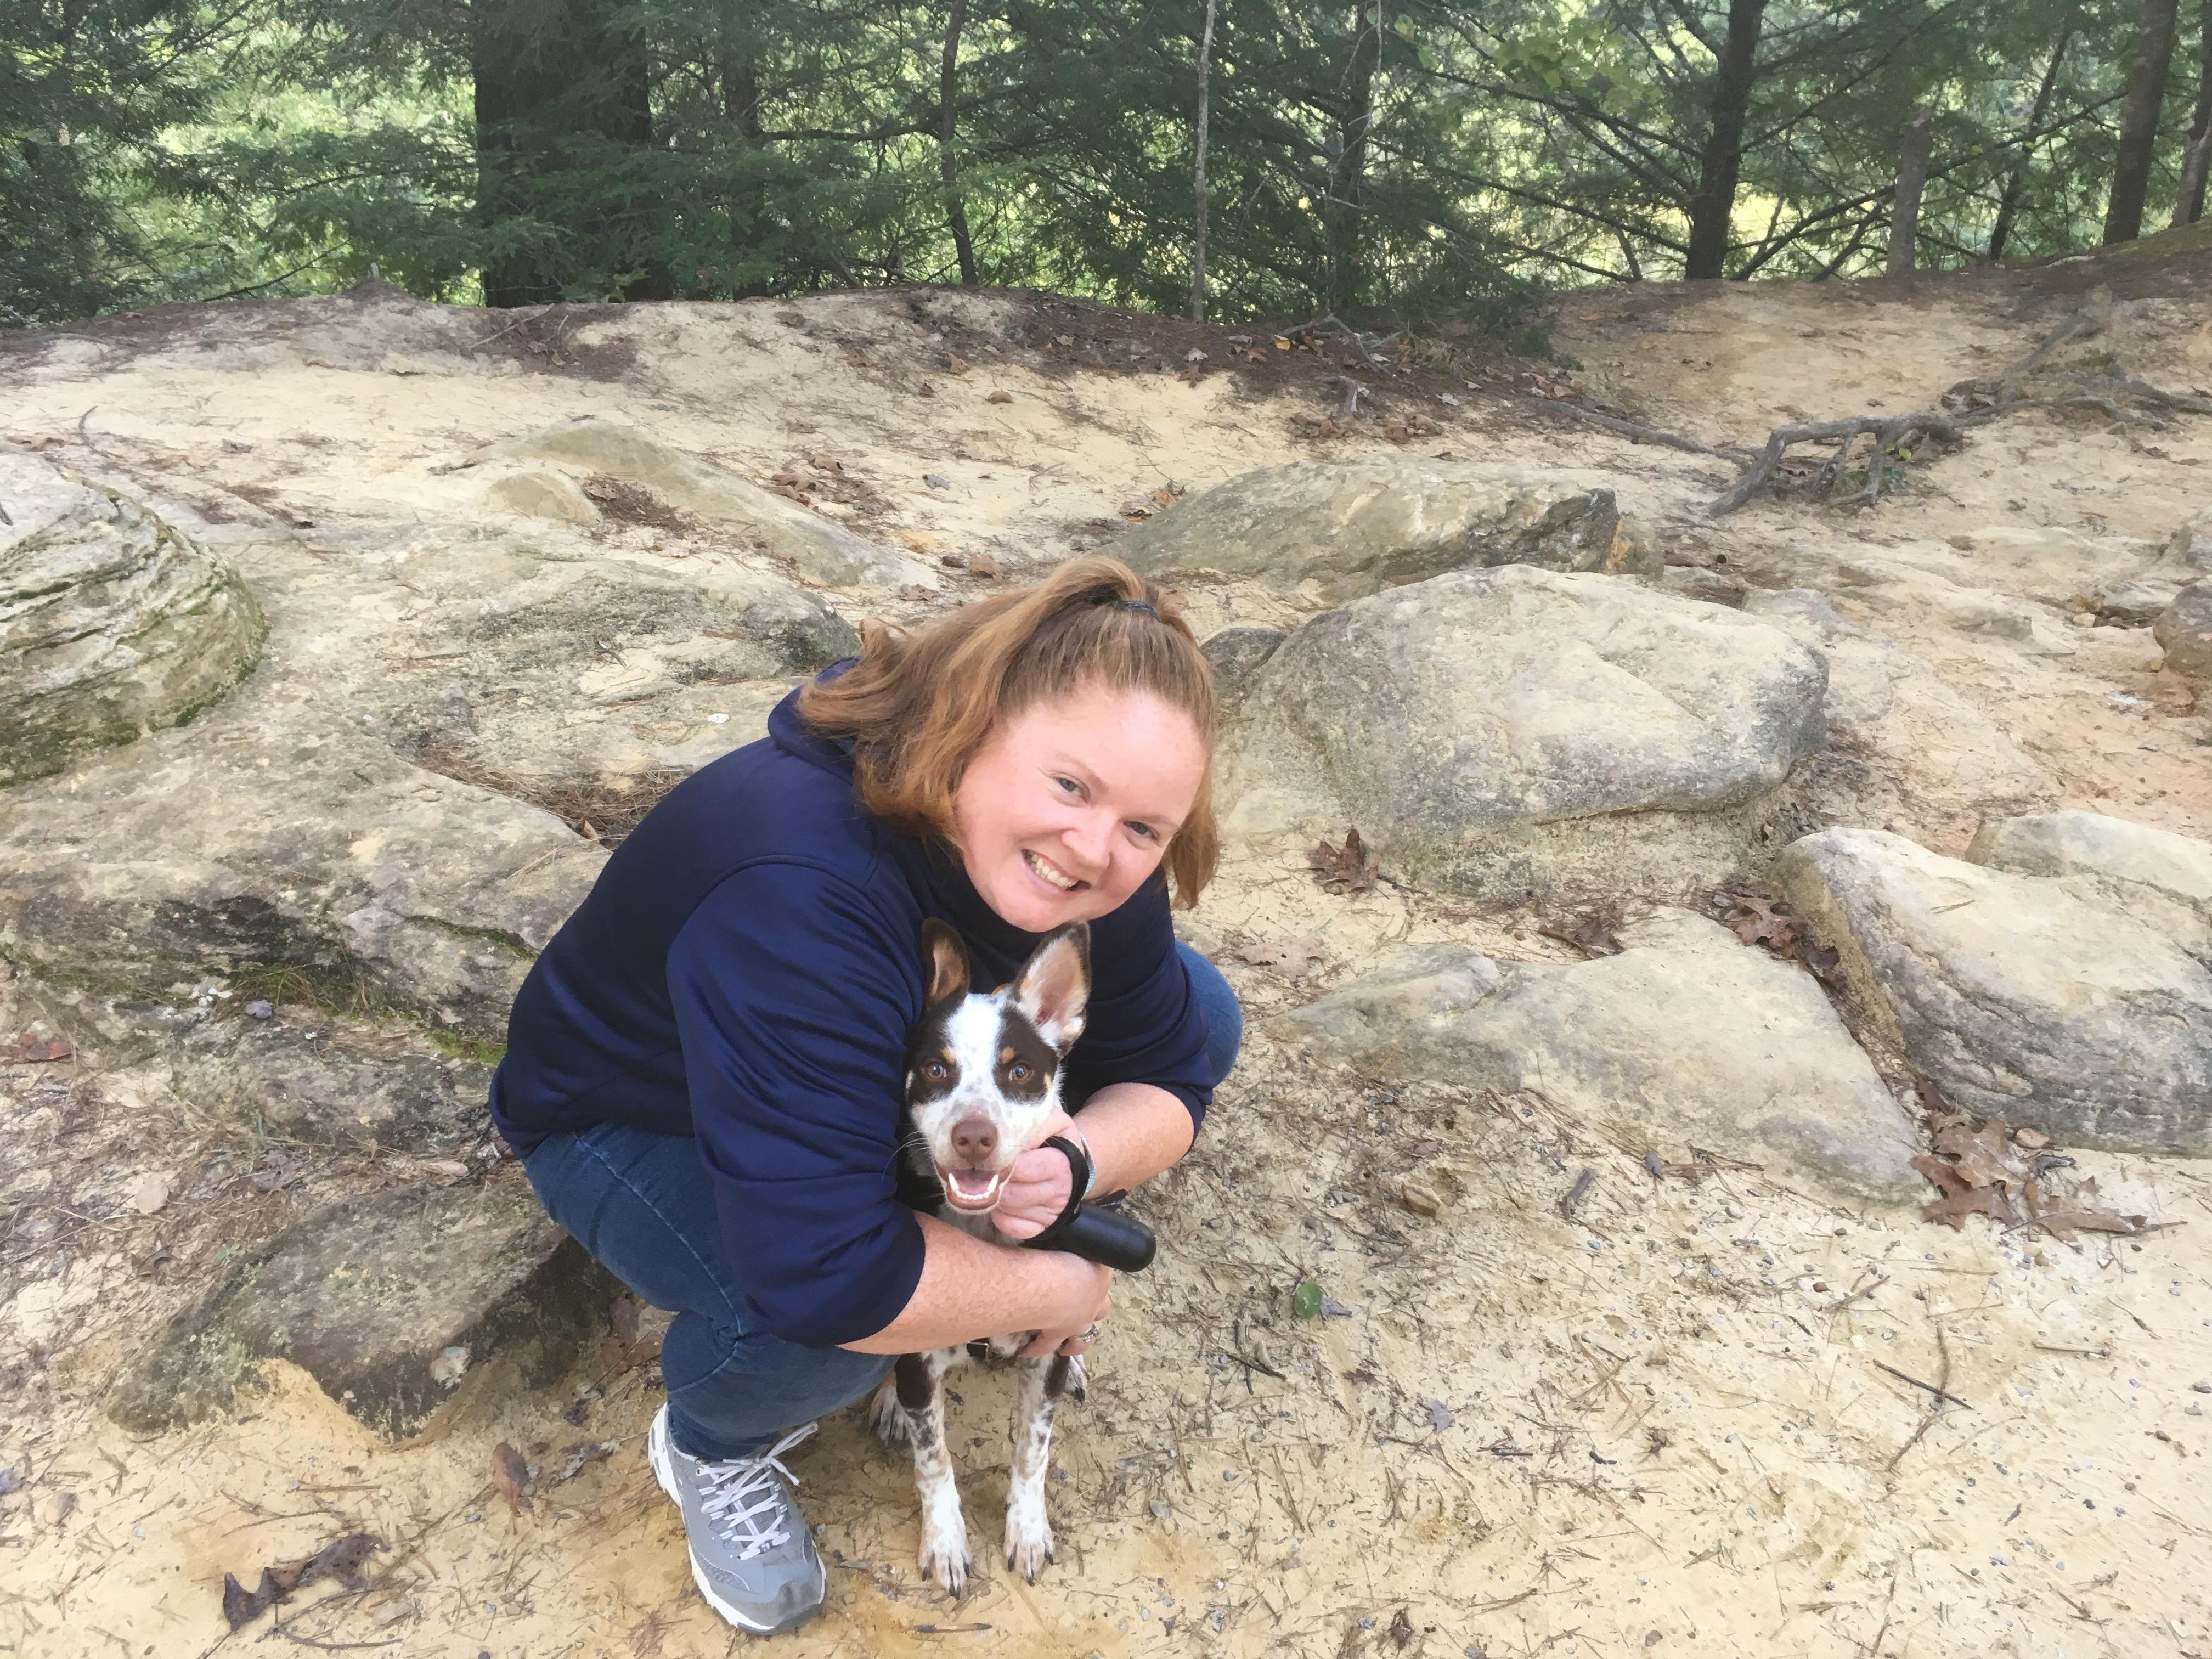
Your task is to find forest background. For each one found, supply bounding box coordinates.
[6,0,2212,332]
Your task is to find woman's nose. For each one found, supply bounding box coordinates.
[1064,810,1115,872]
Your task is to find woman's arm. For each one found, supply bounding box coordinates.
[837,1214,1114,1356]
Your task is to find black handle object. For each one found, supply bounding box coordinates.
[1022,1201,1158,1273]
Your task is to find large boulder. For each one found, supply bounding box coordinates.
[1270,911,1920,1203]
[106,1175,619,1440]
[1773,827,2212,1153]
[1119,459,1660,602]
[473,417,933,589]
[1,448,263,786]
[1220,566,1828,898]
[2154,583,2212,677]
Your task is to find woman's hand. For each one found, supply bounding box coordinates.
[990,1107,1080,1240]
[1020,1252,1113,1358]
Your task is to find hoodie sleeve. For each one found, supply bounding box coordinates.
[1060,875,1214,1136]
[665,860,928,1348]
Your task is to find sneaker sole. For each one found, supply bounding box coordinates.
[647,1409,826,1637]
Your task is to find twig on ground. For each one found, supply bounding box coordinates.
[1310,312,1395,376]
[1557,1169,1595,1221]
[1870,1358,1971,1410]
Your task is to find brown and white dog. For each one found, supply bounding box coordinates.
[869,917,1092,1593]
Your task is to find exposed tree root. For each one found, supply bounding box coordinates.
[1708,287,2209,516]
[1521,396,1735,457]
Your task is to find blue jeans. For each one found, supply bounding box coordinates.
[521,943,1240,1460]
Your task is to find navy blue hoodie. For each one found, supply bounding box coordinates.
[489,676,1212,1348]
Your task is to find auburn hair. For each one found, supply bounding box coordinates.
[799,556,1219,907]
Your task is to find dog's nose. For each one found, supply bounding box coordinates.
[950,1116,998,1164]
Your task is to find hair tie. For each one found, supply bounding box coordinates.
[1114,598,1158,618]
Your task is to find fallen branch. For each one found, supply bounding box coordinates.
[1871,1356,1971,1410]
[1521,396,1731,456]
[1708,410,1982,516]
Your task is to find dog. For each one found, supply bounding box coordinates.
[868,917,1093,1594]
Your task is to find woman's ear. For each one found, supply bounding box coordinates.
[919,918,972,1007]
[1012,923,1091,1052]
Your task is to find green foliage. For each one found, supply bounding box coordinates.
[4,0,2208,324]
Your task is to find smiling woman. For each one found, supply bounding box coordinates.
[487,556,1240,1637]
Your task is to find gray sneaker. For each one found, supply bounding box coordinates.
[647,1408,826,1635]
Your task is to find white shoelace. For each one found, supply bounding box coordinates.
[696,1423,818,1560]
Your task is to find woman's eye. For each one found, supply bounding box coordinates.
[1055,776,1081,795]
[1127,821,1156,841]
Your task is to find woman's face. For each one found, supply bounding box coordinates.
[951,685,1207,932]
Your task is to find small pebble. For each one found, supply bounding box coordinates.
[1400,1182,1441,1217]
[34,1491,76,1527]
[245,1001,274,1020]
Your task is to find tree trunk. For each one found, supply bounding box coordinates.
[1683,0,1769,280]
[1990,24,2075,261]
[473,0,669,307]
[2104,0,2181,244]
[2174,0,2212,225]
[1886,108,1935,276]
[1325,0,1381,314]
[718,1,775,295]
[1190,0,1219,321]
[941,0,978,286]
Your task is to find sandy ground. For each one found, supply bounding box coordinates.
[4,257,2212,1658]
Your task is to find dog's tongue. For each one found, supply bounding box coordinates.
[947,1169,997,1202]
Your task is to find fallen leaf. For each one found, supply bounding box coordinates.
[1391,1606,1415,1648]
[1719,891,1798,952]
[806,453,842,474]
[940,552,969,569]
[967,553,1000,579]
[986,390,1013,404]
[1401,1182,1442,1217]
[1055,334,1075,346]
[843,348,868,367]
[3,1032,71,1064]
[1539,904,1622,958]
[924,473,951,490]
[222,1573,267,1630]
[1307,828,1379,894]
[492,1442,533,1515]
[222,1534,385,1629]
[369,1599,418,1628]
[2013,1126,2051,1149]
[2038,1209,2151,1238]
[945,353,969,375]
[552,1440,620,1484]
[1184,348,1208,363]
[1151,487,1177,509]
[1385,421,1410,442]
[1273,335,1291,351]
[1932,1118,2013,1188]
[1118,503,1153,520]
[128,1175,170,1215]
[250,1149,302,1192]
[1178,363,1206,386]
[1230,934,1327,977]
[1291,1279,1324,1319]
[916,380,936,398]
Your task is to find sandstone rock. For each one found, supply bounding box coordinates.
[1773,828,2212,1153]
[480,418,931,589]
[1,448,263,786]
[1967,810,2212,910]
[1740,590,2052,845]
[2168,506,2212,571]
[1220,566,1827,898]
[2154,583,2212,677]
[1119,459,1659,602]
[1270,912,1919,1203]
[1200,625,1285,718]
[107,1175,619,1440]
[480,469,598,524]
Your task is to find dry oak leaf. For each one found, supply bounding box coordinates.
[1150,487,1177,510]
[806,453,842,474]
[1308,828,1379,894]
[967,553,1001,579]
[3,1032,71,1063]
[843,348,868,368]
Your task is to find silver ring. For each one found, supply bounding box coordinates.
[1080,1322,1102,1341]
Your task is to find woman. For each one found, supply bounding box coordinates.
[490,556,1239,1635]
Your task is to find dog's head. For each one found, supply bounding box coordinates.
[904,918,1092,1215]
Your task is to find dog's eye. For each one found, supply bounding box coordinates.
[1008,1063,1032,1083]
[922,1062,948,1081]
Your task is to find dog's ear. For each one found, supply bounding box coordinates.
[919,918,972,1008]
[1011,923,1091,1053]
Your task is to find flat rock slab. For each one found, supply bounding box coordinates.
[108,1176,618,1441]
[1968,810,2212,911]
[1221,565,1827,898]
[2,447,263,785]
[1120,458,1659,603]
[477,418,932,590]
[1269,911,1920,1204]
[1774,827,2212,1153]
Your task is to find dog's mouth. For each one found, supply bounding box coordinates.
[936,1165,1009,1212]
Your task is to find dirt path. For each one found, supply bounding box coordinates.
[4,251,2211,1658]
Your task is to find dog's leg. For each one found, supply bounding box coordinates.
[1003,1352,1080,1581]
[897,1349,971,1595]
[867,1373,910,1446]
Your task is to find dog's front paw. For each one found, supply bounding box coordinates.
[1003,1496,1055,1582]
[918,1522,973,1595]
[867,1380,910,1446]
